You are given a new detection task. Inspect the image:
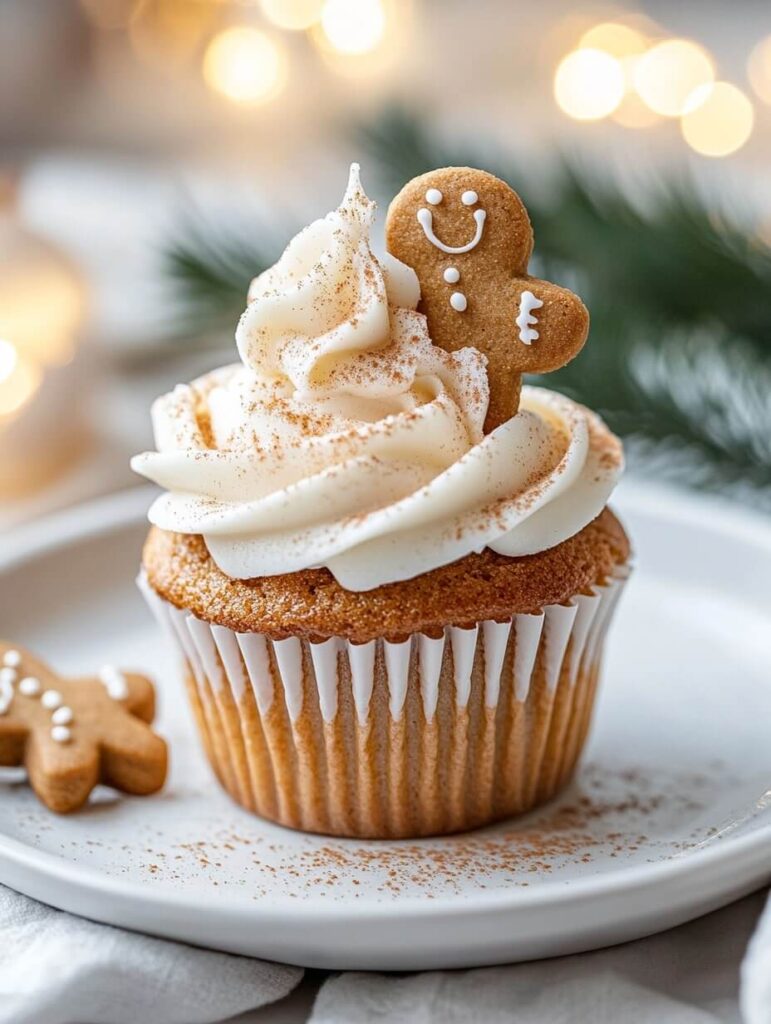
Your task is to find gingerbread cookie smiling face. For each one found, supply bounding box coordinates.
[0,642,167,813]
[386,167,589,431]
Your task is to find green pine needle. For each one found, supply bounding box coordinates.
[163,217,283,338]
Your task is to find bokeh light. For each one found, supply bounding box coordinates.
[319,0,385,56]
[554,48,625,121]
[259,0,323,32]
[747,35,771,105]
[680,82,754,157]
[578,22,648,58]
[0,340,40,419]
[0,339,17,384]
[203,27,287,106]
[633,39,714,117]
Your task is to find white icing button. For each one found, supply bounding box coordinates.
[52,705,73,725]
[3,650,21,668]
[41,689,63,710]
[99,665,129,700]
[450,292,468,312]
[516,289,544,344]
[51,725,71,744]
[443,267,460,284]
[0,667,17,686]
[425,188,442,205]
[461,190,478,205]
[19,676,41,697]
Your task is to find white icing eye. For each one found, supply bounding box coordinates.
[450,292,468,312]
[425,188,443,205]
[461,190,478,206]
[443,267,460,284]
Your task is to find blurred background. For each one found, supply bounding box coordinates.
[1,0,770,530]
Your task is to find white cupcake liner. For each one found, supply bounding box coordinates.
[138,567,628,724]
[138,565,629,837]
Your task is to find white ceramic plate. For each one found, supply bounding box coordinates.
[0,484,769,971]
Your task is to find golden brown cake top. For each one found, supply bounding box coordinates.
[143,508,629,644]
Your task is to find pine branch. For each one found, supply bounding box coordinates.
[625,435,771,512]
[163,216,284,338]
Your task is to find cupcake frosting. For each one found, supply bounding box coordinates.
[132,165,622,592]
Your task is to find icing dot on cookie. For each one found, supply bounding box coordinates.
[450,291,468,312]
[19,676,41,697]
[51,725,72,744]
[425,188,442,205]
[443,267,460,284]
[41,689,63,710]
[100,665,129,701]
[461,190,478,205]
[0,667,17,686]
[3,650,21,668]
[52,706,73,725]
[0,677,13,715]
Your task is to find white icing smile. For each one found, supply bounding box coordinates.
[416,207,486,255]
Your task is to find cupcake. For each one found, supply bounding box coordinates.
[132,164,629,839]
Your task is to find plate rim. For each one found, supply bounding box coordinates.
[0,482,770,925]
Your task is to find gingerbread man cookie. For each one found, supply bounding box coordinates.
[385,167,589,432]
[0,642,167,813]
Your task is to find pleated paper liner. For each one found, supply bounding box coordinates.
[139,565,629,839]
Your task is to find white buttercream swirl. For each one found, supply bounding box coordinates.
[132,165,622,592]
[238,163,425,401]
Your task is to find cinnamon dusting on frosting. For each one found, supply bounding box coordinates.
[132,165,623,591]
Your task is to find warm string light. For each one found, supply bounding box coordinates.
[203,26,287,105]
[310,0,405,79]
[83,0,405,105]
[196,0,399,104]
[554,21,755,157]
[747,35,771,105]
[576,23,659,129]
[0,339,17,383]
[319,0,385,56]
[554,48,625,121]
[633,39,714,117]
[0,339,40,420]
[578,22,648,60]
[680,82,755,157]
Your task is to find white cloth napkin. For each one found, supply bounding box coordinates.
[1,883,769,1023]
[0,885,302,1024]
[311,890,770,1024]
[742,891,771,1024]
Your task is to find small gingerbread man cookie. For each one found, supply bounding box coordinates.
[0,642,167,813]
[385,167,589,432]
